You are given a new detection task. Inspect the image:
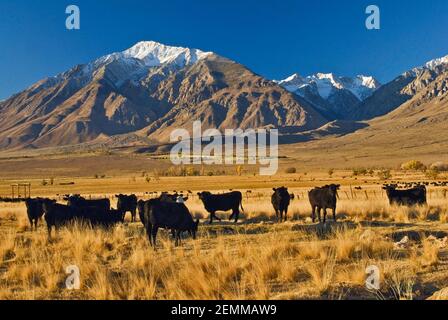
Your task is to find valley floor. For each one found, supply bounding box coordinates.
[1,178,448,300]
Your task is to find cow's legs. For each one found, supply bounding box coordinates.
[317,207,322,223]
[29,218,34,231]
[284,208,288,222]
[274,209,279,222]
[231,209,240,224]
[146,224,153,246]
[333,207,337,222]
[151,226,159,248]
[323,208,327,224]
[47,225,52,239]
[34,218,39,231]
[175,230,182,247]
[210,211,221,224]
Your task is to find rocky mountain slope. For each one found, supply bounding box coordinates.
[350,55,448,120]
[0,41,327,150]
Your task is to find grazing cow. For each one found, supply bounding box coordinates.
[142,199,199,247]
[138,196,183,239]
[24,198,47,231]
[271,187,291,222]
[308,184,340,224]
[197,191,244,224]
[116,194,138,222]
[64,195,110,212]
[383,185,427,206]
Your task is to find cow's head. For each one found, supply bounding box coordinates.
[197,192,212,202]
[177,195,189,203]
[328,184,340,195]
[273,187,289,196]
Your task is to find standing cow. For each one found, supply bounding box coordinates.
[308,184,340,224]
[42,200,78,239]
[197,191,244,224]
[142,199,199,247]
[24,198,47,231]
[271,187,291,223]
[116,194,138,222]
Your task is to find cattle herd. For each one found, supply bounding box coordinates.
[21,183,437,248]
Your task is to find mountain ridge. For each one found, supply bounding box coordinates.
[0,42,328,150]
[0,41,447,153]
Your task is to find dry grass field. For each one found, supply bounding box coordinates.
[1,168,448,300]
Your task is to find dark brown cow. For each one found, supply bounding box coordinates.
[308,184,340,224]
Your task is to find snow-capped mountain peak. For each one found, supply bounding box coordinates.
[38,41,215,90]
[121,41,213,67]
[277,73,381,101]
[424,54,448,70]
[407,54,448,76]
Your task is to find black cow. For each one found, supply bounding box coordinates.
[271,187,291,222]
[116,194,138,222]
[64,195,110,212]
[197,191,244,224]
[24,198,47,231]
[43,200,124,238]
[42,200,79,238]
[142,199,199,247]
[383,185,427,206]
[138,197,183,239]
[308,184,340,224]
[137,194,187,226]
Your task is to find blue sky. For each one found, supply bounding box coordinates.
[0,0,447,99]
